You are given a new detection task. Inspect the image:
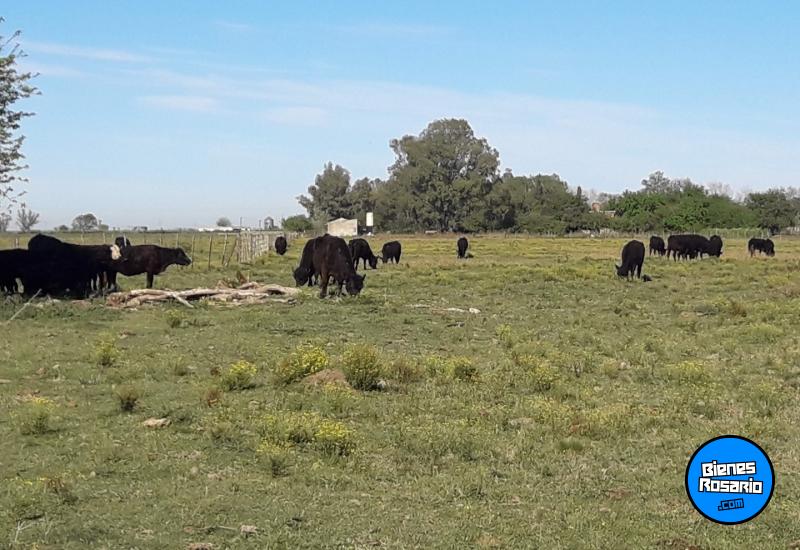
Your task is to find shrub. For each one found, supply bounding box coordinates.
[450,357,479,382]
[43,474,78,505]
[116,386,140,412]
[93,334,120,367]
[221,360,258,390]
[386,357,425,384]
[166,309,186,328]
[495,324,515,348]
[256,441,291,476]
[17,396,55,435]
[341,344,382,390]
[314,419,356,457]
[515,354,560,391]
[273,343,329,385]
[204,387,223,407]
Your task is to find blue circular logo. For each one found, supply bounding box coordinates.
[685,435,774,524]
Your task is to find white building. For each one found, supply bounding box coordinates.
[326,218,358,237]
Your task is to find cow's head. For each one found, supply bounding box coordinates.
[346,273,365,295]
[174,248,192,266]
[615,264,626,277]
[109,244,122,260]
[368,256,378,269]
[293,266,310,287]
[114,236,131,249]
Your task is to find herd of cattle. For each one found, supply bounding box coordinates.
[0,231,778,298]
[616,234,776,280]
[0,234,191,298]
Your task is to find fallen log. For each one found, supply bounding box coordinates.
[107,283,300,308]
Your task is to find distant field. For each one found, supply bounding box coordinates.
[1,234,799,548]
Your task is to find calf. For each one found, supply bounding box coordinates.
[381,241,402,264]
[107,245,191,289]
[457,237,469,259]
[707,235,723,257]
[274,236,288,256]
[348,238,378,270]
[0,249,27,294]
[616,240,645,280]
[649,236,666,256]
[313,234,365,298]
[293,237,320,287]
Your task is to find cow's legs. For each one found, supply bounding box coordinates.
[319,269,330,298]
[146,272,154,289]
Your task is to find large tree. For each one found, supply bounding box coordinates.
[72,212,99,231]
[1,21,38,209]
[387,119,499,231]
[16,204,38,231]
[745,190,797,233]
[0,211,10,231]
[298,163,353,221]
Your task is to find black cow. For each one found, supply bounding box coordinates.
[748,238,775,257]
[348,238,378,270]
[293,237,320,287]
[707,235,723,257]
[26,234,122,297]
[667,234,710,260]
[115,236,131,249]
[381,241,402,264]
[107,245,191,289]
[0,249,27,294]
[457,237,469,259]
[313,234,365,298]
[649,236,666,256]
[274,236,288,256]
[616,240,645,280]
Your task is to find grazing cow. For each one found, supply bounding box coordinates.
[748,237,775,257]
[293,237,320,287]
[616,240,645,280]
[0,249,28,294]
[313,234,365,298]
[348,238,378,270]
[107,245,191,289]
[707,235,723,257]
[381,241,402,264]
[26,234,121,297]
[666,234,711,261]
[457,237,469,259]
[274,236,288,256]
[649,236,666,256]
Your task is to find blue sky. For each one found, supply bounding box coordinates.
[4,1,799,228]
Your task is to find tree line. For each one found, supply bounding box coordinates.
[292,119,799,235]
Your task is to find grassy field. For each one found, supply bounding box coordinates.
[1,234,799,548]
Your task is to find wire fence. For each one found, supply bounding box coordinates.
[0,230,291,269]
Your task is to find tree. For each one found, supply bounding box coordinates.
[298,163,353,221]
[55,224,68,231]
[281,214,313,232]
[387,119,499,231]
[216,217,232,227]
[16,205,38,231]
[72,212,99,231]
[1,21,39,209]
[349,177,380,223]
[745,190,797,233]
[0,211,10,231]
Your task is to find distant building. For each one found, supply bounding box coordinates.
[591,202,616,218]
[264,217,275,230]
[326,217,358,237]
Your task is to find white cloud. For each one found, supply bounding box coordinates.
[138,95,219,112]
[22,40,151,63]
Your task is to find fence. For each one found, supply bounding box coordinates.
[0,230,290,270]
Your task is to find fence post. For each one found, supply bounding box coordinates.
[207,234,214,270]
[221,233,228,265]
[190,234,196,268]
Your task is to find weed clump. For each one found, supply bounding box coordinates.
[204,387,223,407]
[341,344,383,390]
[258,411,356,457]
[116,386,140,412]
[386,357,425,384]
[93,334,120,367]
[166,309,186,328]
[273,343,329,384]
[16,396,55,435]
[256,441,292,476]
[450,357,479,381]
[221,360,258,390]
[514,354,560,391]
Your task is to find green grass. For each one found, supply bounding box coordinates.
[1,234,800,548]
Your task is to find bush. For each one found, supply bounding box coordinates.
[256,441,291,476]
[93,335,120,367]
[387,357,425,384]
[514,354,560,391]
[314,419,356,457]
[166,309,186,328]
[273,343,329,385]
[221,360,258,390]
[16,397,55,435]
[116,386,140,412]
[258,411,356,457]
[449,357,479,382]
[204,387,222,407]
[341,344,382,390]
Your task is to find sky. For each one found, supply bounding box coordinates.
[3,1,799,229]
